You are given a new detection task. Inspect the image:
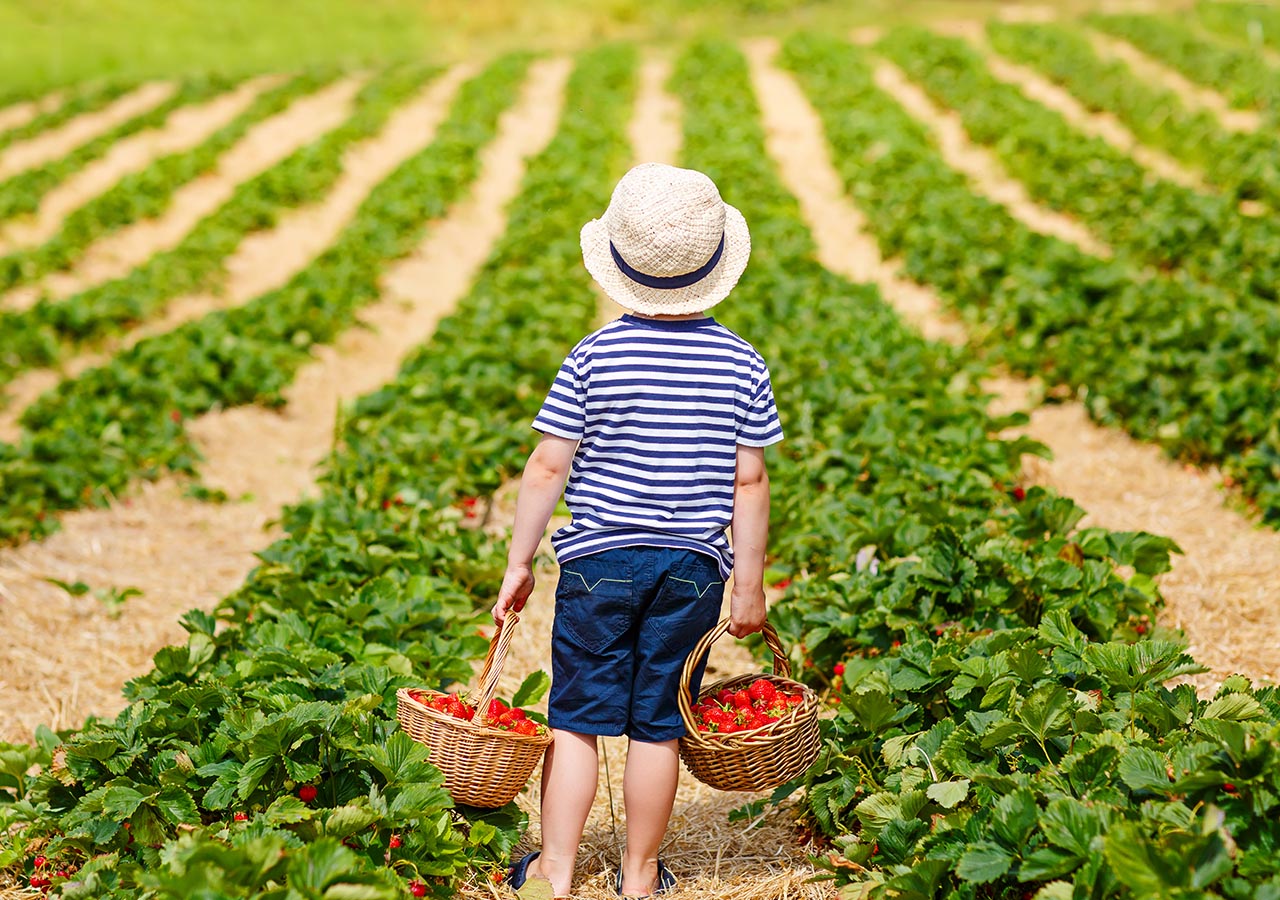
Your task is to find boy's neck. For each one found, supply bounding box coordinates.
[627,311,709,321]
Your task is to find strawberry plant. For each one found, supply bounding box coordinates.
[0,56,527,545]
[0,76,242,225]
[988,19,1280,211]
[0,63,436,386]
[0,44,636,897]
[881,26,1280,303]
[674,36,1280,898]
[1197,1,1280,55]
[1091,12,1280,112]
[778,31,1280,524]
[0,70,339,294]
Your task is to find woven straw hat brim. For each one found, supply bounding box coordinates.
[580,203,750,316]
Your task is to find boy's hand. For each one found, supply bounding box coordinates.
[493,564,535,624]
[728,582,766,637]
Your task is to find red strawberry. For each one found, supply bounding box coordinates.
[1012,486,1026,502]
[771,578,792,590]
[298,785,318,803]
[488,699,508,720]
[169,409,182,424]
[732,690,752,710]
[409,881,427,898]
[717,689,735,705]
[1223,782,1237,793]
[748,679,777,703]
[1135,624,1147,635]
[513,720,538,737]
[833,663,845,676]
[234,812,248,822]
[389,834,402,848]
[786,694,804,706]
[55,871,68,879]
[33,856,46,869]
[508,707,527,720]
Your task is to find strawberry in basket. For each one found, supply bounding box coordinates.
[689,679,806,734]
[405,690,548,738]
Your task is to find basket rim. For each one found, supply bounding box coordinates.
[397,687,552,745]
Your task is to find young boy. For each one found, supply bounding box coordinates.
[492,163,783,899]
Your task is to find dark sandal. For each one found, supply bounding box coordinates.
[615,859,677,897]
[508,852,555,899]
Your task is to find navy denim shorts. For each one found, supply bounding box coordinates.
[548,546,725,742]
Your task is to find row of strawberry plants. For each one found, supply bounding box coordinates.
[987,19,1280,210]
[0,45,636,899]
[1090,13,1280,112]
[0,70,338,293]
[0,55,529,546]
[0,64,435,389]
[1197,1,1280,53]
[676,36,1280,899]
[0,76,244,224]
[0,81,139,155]
[881,27,1280,304]
[835,30,1280,524]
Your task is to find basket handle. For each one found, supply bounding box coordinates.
[677,617,791,749]
[471,610,521,727]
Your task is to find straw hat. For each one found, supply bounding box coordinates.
[581,163,750,315]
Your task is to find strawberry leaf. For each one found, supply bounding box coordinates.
[511,670,551,709]
[925,779,969,809]
[956,840,1013,883]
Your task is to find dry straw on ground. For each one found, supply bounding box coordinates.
[0,75,365,315]
[745,35,1280,691]
[0,58,570,743]
[0,82,176,181]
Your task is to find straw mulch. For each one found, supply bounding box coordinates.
[0,59,570,745]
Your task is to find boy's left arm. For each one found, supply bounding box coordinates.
[492,434,578,624]
[728,444,770,638]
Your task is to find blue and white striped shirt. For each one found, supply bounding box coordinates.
[532,314,783,578]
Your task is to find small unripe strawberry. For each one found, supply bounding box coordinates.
[389,834,402,848]
[298,784,318,803]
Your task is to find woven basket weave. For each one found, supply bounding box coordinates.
[677,618,821,792]
[396,611,551,808]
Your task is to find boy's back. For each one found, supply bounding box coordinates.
[533,313,781,578]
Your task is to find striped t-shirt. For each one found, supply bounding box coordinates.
[532,313,783,578]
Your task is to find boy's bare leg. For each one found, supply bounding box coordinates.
[528,729,599,896]
[620,738,679,896]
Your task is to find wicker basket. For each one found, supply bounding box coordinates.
[677,618,821,792]
[396,611,552,808]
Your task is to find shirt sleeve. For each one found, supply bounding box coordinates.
[738,366,784,447]
[532,353,586,439]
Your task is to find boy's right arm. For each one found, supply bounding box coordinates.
[492,434,578,624]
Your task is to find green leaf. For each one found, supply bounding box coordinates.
[511,670,551,708]
[236,754,275,800]
[1019,847,1080,881]
[956,840,1013,883]
[102,785,148,820]
[154,786,199,825]
[1040,797,1102,857]
[324,803,378,838]
[1201,692,1265,722]
[992,788,1038,849]
[925,779,969,809]
[1117,746,1170,794]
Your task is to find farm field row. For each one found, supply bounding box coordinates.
[0,8,1279,898]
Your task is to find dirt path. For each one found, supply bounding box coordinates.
[865,51,1113,258]
[0,90,66,135]
[0,76,364,314]
[1087,30,1262,132]
[453,51,831,900]
[0,82,176,180]
[0,74,406,441]
[0,76,280,253]
[949,25,1207,191]
[744,38,1280,691]
[0,58,570,743]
